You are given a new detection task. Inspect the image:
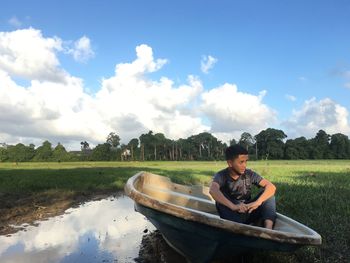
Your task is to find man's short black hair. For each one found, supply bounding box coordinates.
[225,144,248,160]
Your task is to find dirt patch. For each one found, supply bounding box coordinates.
[0,190,117,235]
[135,230,186,263]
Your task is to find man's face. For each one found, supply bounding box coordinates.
[227,154,248,175]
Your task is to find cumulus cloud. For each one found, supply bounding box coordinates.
[201,55,217,74]
[200,83,277,139]
[0,28,67,82]
[114,44,167,77]
[283,97,350,138]
[0,30,209,149]
[0,69,101,143]
[66,36,95,62]
[96,44,207,142]
[3,27,314,149]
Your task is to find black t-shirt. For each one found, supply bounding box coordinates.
[213,168,263,203]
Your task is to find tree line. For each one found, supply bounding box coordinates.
[0,128,350,162]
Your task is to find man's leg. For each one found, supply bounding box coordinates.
[215,202,248,223]
[247,195,277,229]
[261,196,276,229]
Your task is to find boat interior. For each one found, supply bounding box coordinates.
[134,172,320,237]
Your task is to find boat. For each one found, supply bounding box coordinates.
[124,171,322,263]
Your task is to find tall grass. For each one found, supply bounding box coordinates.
[0,160,349,262]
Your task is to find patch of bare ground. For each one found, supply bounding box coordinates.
[135,230,186,263]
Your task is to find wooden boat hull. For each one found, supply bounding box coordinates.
[125,172,321,263]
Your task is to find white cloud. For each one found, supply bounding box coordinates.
[200,55,217,74]
[283,97,350,138]
[345,82,350,89]
[95,44,207,142]
[66,36,95,62]
[0,28,67,83]
[0,33,208,149]
[285,94,297,101]
[0,69,102,145]
[8,16,22,28]
[5,27,329,149]
[114,44,167,77]
[200,83,277,137]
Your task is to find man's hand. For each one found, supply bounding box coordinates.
[232,203,248,213]
[246,201,262,213]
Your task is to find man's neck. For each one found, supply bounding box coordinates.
[228,168,240,180]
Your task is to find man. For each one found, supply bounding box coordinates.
[209,144,276,229]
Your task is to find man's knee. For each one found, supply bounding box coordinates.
[261,196,277,221]
[262,195,276,208]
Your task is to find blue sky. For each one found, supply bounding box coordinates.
[1,0,350,149]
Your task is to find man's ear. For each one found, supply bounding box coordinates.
[227,160,233,167]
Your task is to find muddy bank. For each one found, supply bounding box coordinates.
[136,230,186,263]
[0,190,117,235]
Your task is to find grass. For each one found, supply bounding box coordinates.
[0,160,349,262]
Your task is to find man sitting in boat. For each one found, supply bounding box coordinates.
[209,144,277,229]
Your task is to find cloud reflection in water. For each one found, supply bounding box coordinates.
[0,195,155,263]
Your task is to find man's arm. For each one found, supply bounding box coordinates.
[209,182,247,213]
[246,178,276,213]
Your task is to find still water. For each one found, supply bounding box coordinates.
[0,194,156,263]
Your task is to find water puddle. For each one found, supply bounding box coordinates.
[0,194,160,263]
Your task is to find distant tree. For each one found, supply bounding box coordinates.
[238,132,255,151]
[91,143,112,161]
[128,138,139,160]
[154,133,167,160]
[6,143,35,162]
[139,131,155,160]
[255,128,287,159]
[176,138,191,160]
[239,132,256,158]
[0,147,9,162]
[80,141,90,150]
[330,133,350,159]
[79,141,91,161]
[229,138,237,146]
[309,130,331,159]
[179,137,197,160]
[52,143,71,162]
[187,132,225,160]
[284,137,309,159]
[106,132,121,148]
[33,141,53,161]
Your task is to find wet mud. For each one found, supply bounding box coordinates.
[136,230,186,263]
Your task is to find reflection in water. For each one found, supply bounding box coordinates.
[0,195,156,263]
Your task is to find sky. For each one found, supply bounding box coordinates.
[1,0,350,150]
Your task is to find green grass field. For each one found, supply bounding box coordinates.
[0,160,349,262]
